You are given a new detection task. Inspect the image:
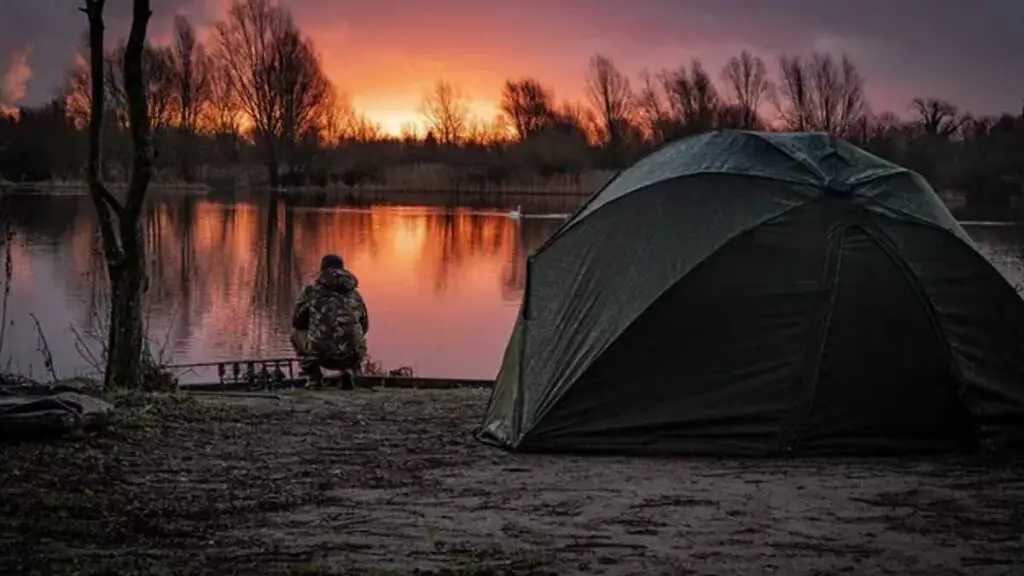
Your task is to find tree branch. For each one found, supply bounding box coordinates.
[82,0,123,268]
[99,184,124,213]
[122,0,153,222]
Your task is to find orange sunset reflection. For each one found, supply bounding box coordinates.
[27,195,562,380]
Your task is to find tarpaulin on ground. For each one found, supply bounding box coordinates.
[0,377,113,440]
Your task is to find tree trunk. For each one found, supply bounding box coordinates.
[179,129,195,182]
[104,231,146,388]
[112,0,153,388]
[82,0,153,389]
[267,147,280,190]
[269,162,280,189]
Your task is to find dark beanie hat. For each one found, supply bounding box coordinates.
[320,253,344,270]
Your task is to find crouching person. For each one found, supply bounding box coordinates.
[291,253,369,389]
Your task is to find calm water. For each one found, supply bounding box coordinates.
[2,191,1023,383]
[0,192,572,381]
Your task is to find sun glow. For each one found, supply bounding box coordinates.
[356,97,503,137]
[361,108,424,137]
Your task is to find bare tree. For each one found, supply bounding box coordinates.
[202,62,240,165]
[810,53,867,135]
[465,117,507,146]
[64,52,94,129]
[342,115,384,143]
[873,111,904,135]
[661,60,721,134]
[584,54,633,152]
[398,122,421,143]
[319,88,352,145]
[322,89,382,143]
[169,15,212,180]
[635,68,669,143]
[774,52,867,136]
[80,0,154,389]
[275,27,332,167]
[205,63,239,135]
[859,111,909,155]
[775,54,811,131]
[720,50,772,129]
[104,43,175,134]
[170,16,211,133]
[213,0,332,187]
[553,102,594,140]
[148,47,174,134]
[500,78,555,141]
[421,79,469,145]
[910,97,961,138]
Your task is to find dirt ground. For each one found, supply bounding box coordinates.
[1,389,1022,576]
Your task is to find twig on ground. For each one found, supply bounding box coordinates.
[69,323,104,378]
[143,298,180,370]
[29,313,58,383]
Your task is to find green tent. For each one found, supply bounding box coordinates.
[478,131,1024,456]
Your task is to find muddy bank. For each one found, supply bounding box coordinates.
[1,389,1022,575]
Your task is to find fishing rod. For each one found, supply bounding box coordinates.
[163,357,302,388]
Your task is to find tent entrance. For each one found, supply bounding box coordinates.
[790,223,974,453]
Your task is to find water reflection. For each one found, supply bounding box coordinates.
[4,191,1023,382]
[1,193,564,379]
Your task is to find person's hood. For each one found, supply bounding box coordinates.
[314,267,358,294]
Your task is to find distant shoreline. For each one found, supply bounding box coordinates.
[0,181,213,195]
[0,167,617,198]
[0,176,983,213]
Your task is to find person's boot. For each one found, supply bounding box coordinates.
[304,368,323,390]
[340,369,355,391]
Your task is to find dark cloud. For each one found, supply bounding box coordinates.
[640,0,1024,113]
[1,0,81,104]
[0,0,212,105]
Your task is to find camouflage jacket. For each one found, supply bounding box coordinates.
[292,268,369,359]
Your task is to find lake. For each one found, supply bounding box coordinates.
[1,191,1023,383]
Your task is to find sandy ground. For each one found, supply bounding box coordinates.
[1,389,1022,576]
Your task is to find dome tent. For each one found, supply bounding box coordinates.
[478,130,1024,456]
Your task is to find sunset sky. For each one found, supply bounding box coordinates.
[2,0,1023,134]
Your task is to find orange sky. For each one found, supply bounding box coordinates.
[293,24,514,134]
[294,10,768,135]
[137,0,1015,136]
[236,0,1024,135]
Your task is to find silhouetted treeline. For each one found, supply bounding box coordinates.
[1,0,1022,204]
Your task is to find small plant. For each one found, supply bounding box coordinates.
[29,313,58,382]
[360,354,383,376]
[359,354,415,378]
[67,274,182,391]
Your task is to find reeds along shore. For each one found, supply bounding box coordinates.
[0,167,980,212]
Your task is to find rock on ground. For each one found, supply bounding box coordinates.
[1,389,1022,575]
